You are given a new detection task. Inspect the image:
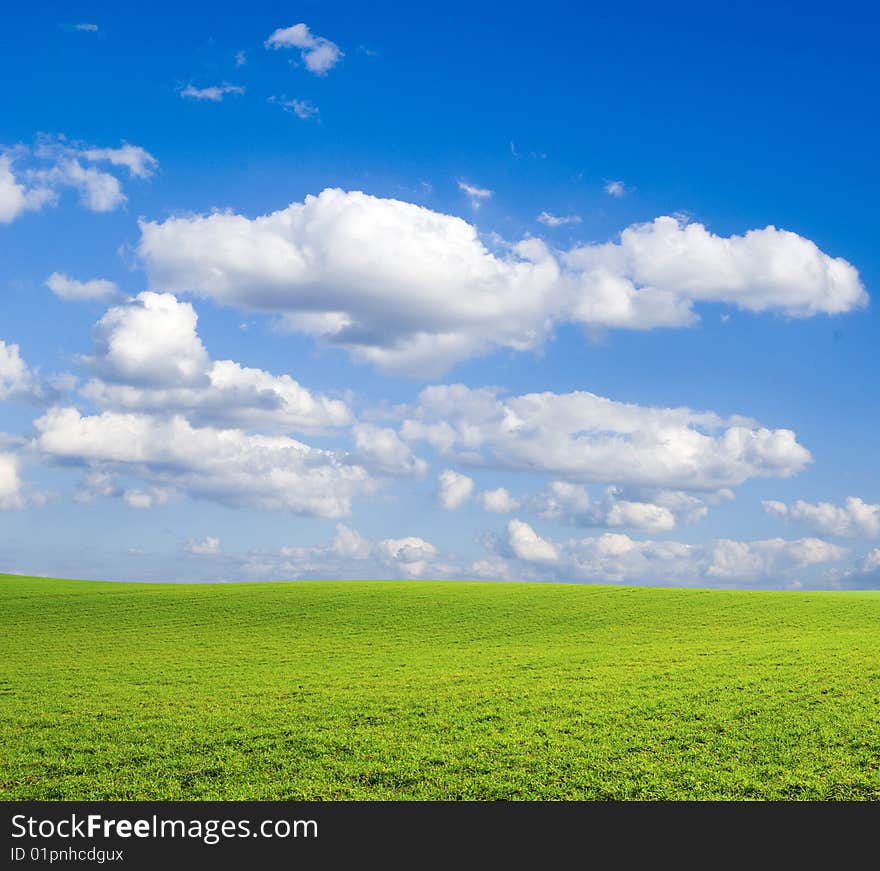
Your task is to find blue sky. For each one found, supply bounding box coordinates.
[1,1,878,586]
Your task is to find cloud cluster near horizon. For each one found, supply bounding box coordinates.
[480,519,848,586]
[0,278,867,587]
[165,518,853,587]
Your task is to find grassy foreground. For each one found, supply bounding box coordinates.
[1,575,879,800]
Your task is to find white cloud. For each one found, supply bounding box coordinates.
[0,341,37,401]
[565,216,866,319]
[0,453,24,510]
[351,424,427,478]
[79,144,158,178]
[532,480,591,519]
[180,84,245,102]
[0,157,28,222]
[136,190,866,376]
[604,180,626,197]
[30,157,124,212]
[377,536,438,577]
[458,181,493,209]
[604,498,676,533]
[235,50,247,67]
[532,481,678,533]
[234,525,447,581]
[34,407,376,518]
[185,535,220,555]
[0,138,157,222]
[537,211,581,227]
[649,488,720,523]
[73,470,118,504]
[507,519,560,563]
[477,487,520,514]
[437,469,474,510]
[468,556,513,581]
[265,23,343,75]
[496,525,847,585]
[137,188,561,377]
[0,340,54,405]
[269,97,319,119]
[763,496,880,538]
[0,156,53,223]
[73,23,98,32]
[124,486,176,509]
[87,292,210,386]
[81,292,351,434]
[46,272,119,302]
[831,546,880,589]
[402,384,811,491]
[704,537,846,581]
[864,549,880,572]
[330,523,373,561]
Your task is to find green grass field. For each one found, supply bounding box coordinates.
[2,574,879,800]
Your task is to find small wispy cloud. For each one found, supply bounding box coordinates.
[269,96,319,120]
[604,180,627,197]
[537,211,581,227]
[15,136,158,215]
[45,272,120,303]
[265,23,343,75]
[184,536,221,556]
[123,487,175,509]
[234,50,247,67]
[180,83,245,102]
[458,180,493,209]
[79,143,158,178]
[73,23,98,32]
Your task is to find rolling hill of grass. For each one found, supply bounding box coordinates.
[1,574,879,800]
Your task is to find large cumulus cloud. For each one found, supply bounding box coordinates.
[137,189,867,375]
